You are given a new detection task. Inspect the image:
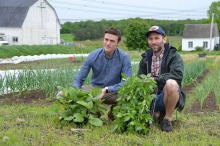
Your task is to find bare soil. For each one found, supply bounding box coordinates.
[0,90,51,105]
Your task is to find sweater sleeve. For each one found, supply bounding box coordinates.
[108,54,132,92]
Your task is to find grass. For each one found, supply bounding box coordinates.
[0,103,219,145]
[60,34,74,42]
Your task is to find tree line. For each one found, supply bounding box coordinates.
[61,18,210,41]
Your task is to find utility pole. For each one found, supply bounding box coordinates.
[38,2,46,44]
[209,13,214,52]
[38,2,46,29]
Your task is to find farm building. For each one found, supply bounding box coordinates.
[182,24,219,51]
[0,0,61,45]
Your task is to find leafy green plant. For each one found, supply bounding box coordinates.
[112,74,157,134]
[50,87,106,127]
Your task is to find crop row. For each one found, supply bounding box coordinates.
[186,56,220,110]
[0,58,210,98]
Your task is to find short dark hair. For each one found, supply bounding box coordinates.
[104,28,122,42]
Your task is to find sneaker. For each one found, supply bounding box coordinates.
[161,119,173,132]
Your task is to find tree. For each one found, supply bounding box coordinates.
[207,1,220,30]
[124,21,149,51]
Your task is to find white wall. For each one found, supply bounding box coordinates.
[182,37,219,51]
[0,27,22,45]
[21,0,60,45]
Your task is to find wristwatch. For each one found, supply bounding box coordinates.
[105,87,109,93]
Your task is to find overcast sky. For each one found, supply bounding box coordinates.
[47,0,217,23]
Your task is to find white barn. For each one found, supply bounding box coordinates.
[0,0,61,45]
[182,24,219,51]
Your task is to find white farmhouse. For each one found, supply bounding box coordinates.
[182,24,219,51]
[0,0,61,45]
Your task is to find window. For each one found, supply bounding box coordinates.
[188,42,193,48]
[12,37,18,42]
[203,41,208,48]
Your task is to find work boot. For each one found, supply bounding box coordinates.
[161,119,173,132]
[153,111,165,124]
[107,105,115,121]
[158,111,165,124]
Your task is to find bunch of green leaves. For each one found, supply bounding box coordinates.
[50,87,106,127]
[112,74,157,134]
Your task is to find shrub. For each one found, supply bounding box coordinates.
[50,87,106,127]
[195,46,205,51]
[112,74,156,134]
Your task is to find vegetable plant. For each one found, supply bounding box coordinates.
[112,74,157,134]
[50,87,107,127]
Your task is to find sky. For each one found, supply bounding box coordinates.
[47,0,217,23]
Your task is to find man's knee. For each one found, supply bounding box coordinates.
[164,79,179,92]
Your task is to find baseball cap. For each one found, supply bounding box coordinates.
[145,26,166,37]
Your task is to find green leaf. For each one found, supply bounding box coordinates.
[64,116,73,121]
[73,113,84,122]
[77,101,93,109]
[68,88,77,100]
[59,98,66,104]
[62,88,69,98]
[116,113,122,118]
[59,110,69,118]
[88,117,103,126]
[90,87,102,97]
[140,74,147,79]
[123,116,130,122]
[76,90,89,98]
[121,73,127,79]
[68,105,77,110]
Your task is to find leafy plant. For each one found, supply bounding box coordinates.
[50,87,107,127]
[112,74,157,134]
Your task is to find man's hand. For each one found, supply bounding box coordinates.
[150,77,155,81]
[98,88,107,100]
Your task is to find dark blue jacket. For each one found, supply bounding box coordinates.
[138,43,186,111]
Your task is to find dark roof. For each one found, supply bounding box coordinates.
[0,0,38,27]
[183,24,219,38]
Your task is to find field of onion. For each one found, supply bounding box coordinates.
[0,54,210,97]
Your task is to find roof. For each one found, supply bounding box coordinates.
[0,0,60,28]
[0,0,38,27]
[183,23,219,38]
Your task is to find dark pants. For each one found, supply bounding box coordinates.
[81,85,118,105]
